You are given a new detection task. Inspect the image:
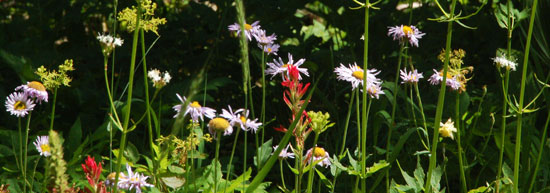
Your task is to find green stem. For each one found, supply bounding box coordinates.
[513,0,538,192]
[224,128,240,192]
[23,112,31,193]
[339,90,356,156]
[355,88,361,192]
[413,83,429,148]
[496,1,513,190]
[214,133,221,193]
[140,28,155,169]
[280,160,287,189]
[455,93,467,193]
[527,105,550,193]
[386,43,404,192]
[306,133,320,193]
[361,1,370,191]
[243,130,247,190]
[113,2,142,192]
[425,0,457,192]
[259,50,266,169]
[49,88,57,131]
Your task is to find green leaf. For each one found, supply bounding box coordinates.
[467,186,489,193]
[66,117,82,154]
[366,160,389,178]
[224,168,252,192]
[413,159,425,189]
[162,176,185,189]
[254,139,273,168]
[316,168,333,189]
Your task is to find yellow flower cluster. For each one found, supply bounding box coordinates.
[118,0,167,35]
[437,49,473,93]
[35,59,74,90]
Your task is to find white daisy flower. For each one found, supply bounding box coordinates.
[273,144,295,159]
[5,92,35,117]
[15,81,48,103]
[105,172,127,188]
[365,84,385,99]
[147,69,171,89]
[492,56,517,71]
[439,118,457,140]
[118,164,153,193]
[228,21,261,41]
[220,105,244,125]
[428,69,461,91]
[236,110,262,133]
[260,43,279,56]
[387,25,425,47]
[173,94,216,123]
[305,147,331,168]
[400,68,424,84]
[208,117,233,138]
[266,53,309,80]
[33,136,51,157]
[253,29,277,45]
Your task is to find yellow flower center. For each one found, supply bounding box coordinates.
[245,24,252,30]
[369,86,378,94]
[190,101,201,108]
[352,70,364,80]
[40,144,50,153]
[282,64,291,68]
[240,116,247,124]
[209,118,230,131]
[402,25,413,35]
[28,81,46,91]
[439,127,453,138]
[267,48,272,52]
[14,101,26,110]
[313,147,326,157]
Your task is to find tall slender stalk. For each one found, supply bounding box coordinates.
[339,90,356,156]
[23,113,32,193]
[48,88,57,131]
[140,29,157,183]
[214,133,221,193]
[455,93,467,193]
[425,0,458,192]
[279,160,287,189]
[386,43,404,192]
[496,0,513,189]
[527,104,550,193]
[513,0,538,192]
[306,133,320,193]
[112,2,142,192]
[361,1,370,190]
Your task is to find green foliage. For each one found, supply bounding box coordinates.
[35,59,74,90]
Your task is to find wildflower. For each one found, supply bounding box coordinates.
[33,136,51,157]
[387,25,425,47]
[172,94,216,123]
[15,81,48,103]
[305,147,331,168]
[273,144,295,159]
[428,69,461,91]
[493,56,517,71]
[236,110,262,133]
[228,21,261,41]
[365,84,385,99]
[261,43,279,55]
[220,105,243,126]
[334,63,383,91]
[400,68,424,84]
[82,156,104,191]
[35,59,74,91]
[118,164,153,193]
[117,0,167,35]
[439,118,457,140]
[147,69,171,89]
[5,92,35,117]
[105,172,127,188]
[208,117,233,138]
[97,33,123,55]
[253,30,277,46]
[308,111,335,134]
[266,53,309,80]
